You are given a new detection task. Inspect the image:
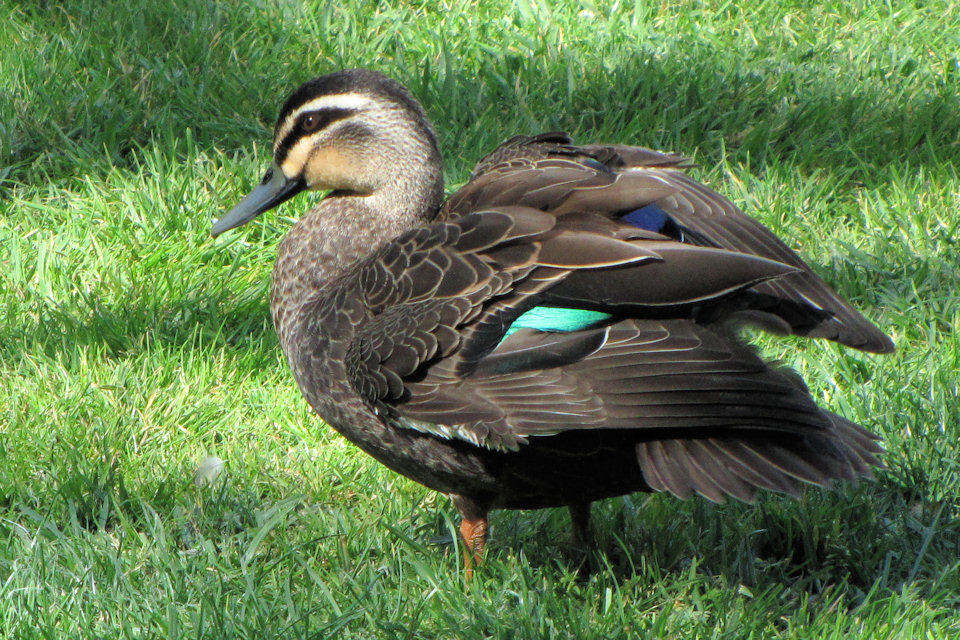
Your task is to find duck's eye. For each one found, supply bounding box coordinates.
[301,114,320,133]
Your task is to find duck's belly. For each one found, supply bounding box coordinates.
[484,429,652,509]
[332,406,650,509]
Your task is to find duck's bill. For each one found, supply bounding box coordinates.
[211,166,305,237]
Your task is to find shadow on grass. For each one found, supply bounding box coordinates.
[0,287,276,367]
[7,0,959,188]
[492,476,960,604]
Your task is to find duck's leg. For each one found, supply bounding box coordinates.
[451,494,490,581]
[568,501,593,549]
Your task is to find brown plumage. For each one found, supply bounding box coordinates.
[212,69,890,578]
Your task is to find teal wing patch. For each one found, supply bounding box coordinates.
[502,306,612,339]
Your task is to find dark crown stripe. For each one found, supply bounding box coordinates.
[275,69,423,132]
[275,107,356,165]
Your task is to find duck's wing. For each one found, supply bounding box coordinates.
[443,133,893,354]
[339,204,795,428]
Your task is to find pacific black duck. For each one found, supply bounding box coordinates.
[212,69,891,577]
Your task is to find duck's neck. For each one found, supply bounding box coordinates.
[270,162,444,350]
[364,150,446,226]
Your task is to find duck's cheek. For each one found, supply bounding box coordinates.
[303,145,376,193]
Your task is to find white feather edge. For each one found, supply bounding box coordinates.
[396,416,530,453]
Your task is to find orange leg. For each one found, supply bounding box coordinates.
[451,494,490,581]
[459,515,488,581]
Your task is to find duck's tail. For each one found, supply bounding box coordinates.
[635,411,884,504]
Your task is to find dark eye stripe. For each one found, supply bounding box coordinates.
[275,107,356,165]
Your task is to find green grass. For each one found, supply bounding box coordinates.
[1,0,959,637]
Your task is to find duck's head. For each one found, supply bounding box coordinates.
[212,68,443,237]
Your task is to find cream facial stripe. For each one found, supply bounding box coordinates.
[279,137,314,180]
[274,93,375,148]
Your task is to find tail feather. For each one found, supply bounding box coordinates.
[636,413,883,503]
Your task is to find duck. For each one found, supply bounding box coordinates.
[212,68,891,578]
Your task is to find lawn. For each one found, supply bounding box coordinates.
[1,0,959,637]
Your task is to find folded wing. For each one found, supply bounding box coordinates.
[444,133,893,353]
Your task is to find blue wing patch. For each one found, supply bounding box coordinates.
[621,203,670,233]
[621,203,688,242]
